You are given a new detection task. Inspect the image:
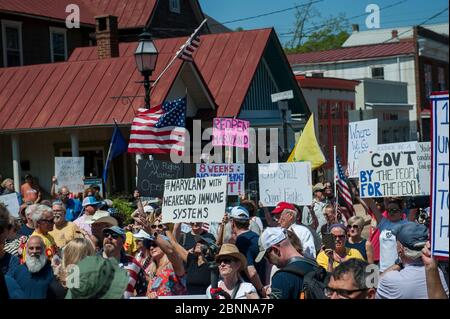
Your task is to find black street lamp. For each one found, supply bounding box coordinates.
[135,29,158,109]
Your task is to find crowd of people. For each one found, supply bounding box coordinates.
[0,174,448,299]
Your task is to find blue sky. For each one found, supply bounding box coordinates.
[199,0,449,45]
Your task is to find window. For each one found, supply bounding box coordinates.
[371,67,384,80]
[438,67,447,91]
[424,64,433,98]
[49,27,67,62]
[169,0,181,13]
[1,20,23,67]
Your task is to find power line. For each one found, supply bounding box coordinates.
[381,6,449,43]
[279,0,411,36]
[208,0,324,27]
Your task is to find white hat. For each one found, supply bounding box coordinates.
[143,205,154,214]
[255,227,287,263]
[85,210,118,226]
[229,206,249,220]
[133,229,152,240]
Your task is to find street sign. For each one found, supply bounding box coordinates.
[271,90,294,103]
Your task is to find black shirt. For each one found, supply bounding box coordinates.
[18,224,34,237]
[185,253,211,295]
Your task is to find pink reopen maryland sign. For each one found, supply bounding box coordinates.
[212,118,250,148]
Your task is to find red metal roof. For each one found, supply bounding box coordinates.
[287,41,415,65]
[296,75,360,92]
[81,0,157,29]
[0,29,272,132]
[0,0,96,25]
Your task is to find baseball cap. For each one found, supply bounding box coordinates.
[229,206,250,220]
[255,227,287,263]
[143,205,155,214]
[82,196,101,207]
[133,229,153,240]
[272,202,295,215]
[65,256,128,299]
[85,210,118,226]
[392,222,428,250]
[313,183,325,193]
[103,226,126,239]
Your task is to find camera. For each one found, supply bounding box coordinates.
[199,238,219,263]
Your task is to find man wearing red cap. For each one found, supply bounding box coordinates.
[271,202,317,259]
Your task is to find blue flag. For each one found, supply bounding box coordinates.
[103,124,127,183]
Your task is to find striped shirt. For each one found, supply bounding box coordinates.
[119,252,148,298]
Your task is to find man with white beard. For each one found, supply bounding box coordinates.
[14,236,64,298]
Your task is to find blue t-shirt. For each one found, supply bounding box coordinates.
[18,224,34,237]
[14,261,55,299]
[235,230,266,283]
[271,259,316,299]
[65,198,82,222]
[0,252,20,277]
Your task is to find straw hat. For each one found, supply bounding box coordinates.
[215,244,247,271]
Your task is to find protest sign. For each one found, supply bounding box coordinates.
[417,142,431,196]
[430,93,449,258]
[162,176,227,223]
[84,178,104,198]
[358,146,421,198]
[375,141,417,152]
[196,163,245,195]
[0,193,20,217]
[348,119,378,177]
[212,118,250,148]
[55,157,84,193]
[258,162,312,206]
[137,160,194,198]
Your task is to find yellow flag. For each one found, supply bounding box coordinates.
[287,115,326,170]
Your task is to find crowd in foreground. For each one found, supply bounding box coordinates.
[0,174,448,299]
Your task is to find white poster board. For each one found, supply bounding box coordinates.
[430,94,449,258]
[162,176,227,224]
[417,142,431,196]
[0,193,20,218]
[258,162,312,206]
[359,143,421,198]
[55,157,84,194]
[375,141,417,152]
[347,119,378,178]
[196,164,245,195]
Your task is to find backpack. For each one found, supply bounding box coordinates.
[278,258,329,299]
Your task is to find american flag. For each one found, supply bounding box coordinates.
[127,97,187,154]
[335,155,355,218]
[176,19,207,62]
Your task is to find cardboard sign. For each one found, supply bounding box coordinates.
[212,118,250,148]
[161,176,227,223]
[375,141,417,152]
[137,160,194,198]
[348,119,378,178]
[258,162,312,206]
[417,142,431,196]
[196,164,245,195]
[0,193,20,218]
[359,147,421,198]
[55,157,85,193]
[430,94,449,258]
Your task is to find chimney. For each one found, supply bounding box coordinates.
[352,24,359,32]
[95,15,119,59]
[391,29,398,39]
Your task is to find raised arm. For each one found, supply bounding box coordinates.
[50,176,58,199]
[260,202,277,227]
[165,224,189,263]
[154,233,185,277]
[361,198,382,224]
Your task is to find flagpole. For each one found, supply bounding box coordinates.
[152,18,208,88]
[333,145,337,200]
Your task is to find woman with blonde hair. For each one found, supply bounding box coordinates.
[57,238,95,287]
[345,216,374,264]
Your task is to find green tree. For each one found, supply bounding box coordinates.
[284,4,350,54]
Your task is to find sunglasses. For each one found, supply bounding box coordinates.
[103,231,121,239]
[217,257,237,264]
[41,218,55,224]
[347,225,359,230]
[151,224,164,230]
[333,234,346,240]
[324,287,368,299]
[388,208,402,214]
